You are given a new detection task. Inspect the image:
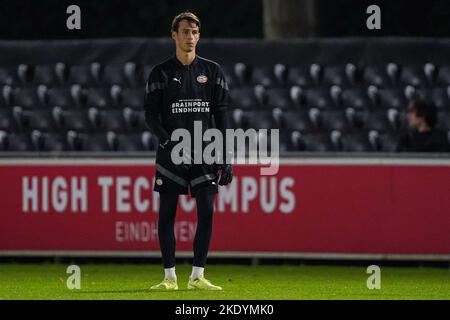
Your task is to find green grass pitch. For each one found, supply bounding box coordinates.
[0,263,448,300]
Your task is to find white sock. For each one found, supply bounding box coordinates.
[191,266,204,280]
[164,267,177,281]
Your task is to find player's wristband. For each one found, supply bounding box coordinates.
[159,139,170,149]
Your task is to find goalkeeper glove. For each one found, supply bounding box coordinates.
[216,164,233,186]
[160,139,192,170]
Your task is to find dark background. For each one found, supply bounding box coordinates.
[0,0,449,39]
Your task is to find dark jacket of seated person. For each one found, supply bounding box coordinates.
[396,98,450,152]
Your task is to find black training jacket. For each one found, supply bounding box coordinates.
[144,55,231,150]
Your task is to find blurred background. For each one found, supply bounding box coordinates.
[1,0,450,39]
[0,0,448,270]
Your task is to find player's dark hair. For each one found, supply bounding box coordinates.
[171,12,201,32]
[409,98,438,129]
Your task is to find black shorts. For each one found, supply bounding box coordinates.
[153,149,218,197]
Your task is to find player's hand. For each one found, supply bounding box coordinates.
[159,139,177,151]
[160,139,192,170]
[217,164,233,186]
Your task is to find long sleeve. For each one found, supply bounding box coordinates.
[144,67,170,143]
[212,66,233,163]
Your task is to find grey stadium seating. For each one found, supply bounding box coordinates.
[0,59,449,153]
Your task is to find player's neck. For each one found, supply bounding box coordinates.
[175,49,196,66]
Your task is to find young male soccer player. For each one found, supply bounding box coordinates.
[144,12,233,290]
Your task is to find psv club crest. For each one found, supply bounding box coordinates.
[196,74,208,83]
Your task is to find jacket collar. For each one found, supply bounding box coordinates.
[173,54,199,69]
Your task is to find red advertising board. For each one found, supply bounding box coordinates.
[0,158,449,259]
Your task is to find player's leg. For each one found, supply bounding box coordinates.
[192,189,215,269]
[188,188,222,290]
[151,148,190,290]
[159,192,179,271]
[150,192,179,290]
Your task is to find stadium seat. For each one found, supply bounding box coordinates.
[221,65,236,89]
[17,64,35,85]
[251,65,277,87]
[266,88,294,109]
[249,110,276,129]
[297,132,336,152]
[34,131,69,151]
[378,131,398,152]
[122,87,143,109]
[287,66,314,87]
[436,66,450,86]
[340,131,375,152]
[345,107,365,129]
[341,87,373,109]
[65,130,81,151]
[305,87,336,109]
[74,131,116,151]
[124,62,141,87]
[323,63,357,87]
[90,132,117,151]
[0,66,19,86]
[289,85,306,108]
[309,64,323,85]
[362,109,401,132]
[288,130,305,150]
[3,132,34,151]
[229,87,260,110]
[400,65,429,87]
[231,109,274,130]
[308,107,321,128]
[279,109,313,133]
[423,63,437,85]
[67,63,102,86]
[378,88,407,109]
[254,84,269,107]
[234,62,252,86]
[134,110,149,131]
[319,109,350,131]
[48,85,87,109]
[0,130,7,150]
[232,108,252,130]
[57,107,97,132]
[17,108,58,132]
[102,62,141,87]
[121,107,140,131]
[1,85,14,107]
[436,110,450,130]
[34,63,68,86]
[86,87,114,109]
[13,85,48,109]
[97,109,128,132]
[273,63,288,86]
[363,63,399,87]
[115,131,158,151]
[230,108,242,129]
[102,64,128,86]
[422,88,450,110]
[0,109,16,132]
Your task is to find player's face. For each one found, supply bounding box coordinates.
[172,20,200,53]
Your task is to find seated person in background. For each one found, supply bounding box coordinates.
[396,98,450,152]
